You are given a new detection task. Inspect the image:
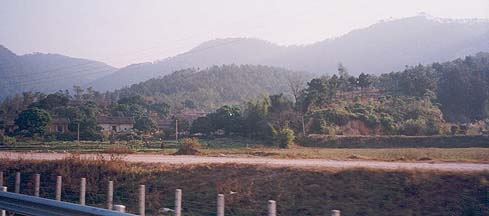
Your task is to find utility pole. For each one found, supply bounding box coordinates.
[175,119,179,141]
[302,115,306,136]
[77,123,80,145]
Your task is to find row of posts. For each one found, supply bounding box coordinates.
[0,171,341,216]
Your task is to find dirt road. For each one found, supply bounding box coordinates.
[1,152,488,171]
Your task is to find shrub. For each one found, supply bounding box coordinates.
[174,138,202,155]
[103,147,136,154]
[274,128,295,148]
[110,132,142,142]
[401,119,427,136]
[380,114,397,134]
[425,118,442,135]
[1,135,16,145]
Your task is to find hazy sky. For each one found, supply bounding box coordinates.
[1,0,488,67]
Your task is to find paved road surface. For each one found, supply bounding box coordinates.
[1,152,488,171]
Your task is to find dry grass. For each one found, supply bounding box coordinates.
[201,147,489,162]
[0,159,487,216]
[102,147,136,154]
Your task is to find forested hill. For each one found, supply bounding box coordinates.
[0,45,117,100]
[89,15,489,91]
[111,65,313,110]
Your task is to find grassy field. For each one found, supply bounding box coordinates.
[2,138,489,162]
[201,147,489,162]
[0,158,488,216]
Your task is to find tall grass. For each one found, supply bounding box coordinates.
[0,158,488,215]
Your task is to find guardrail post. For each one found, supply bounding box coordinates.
[34,174,40,197]
[56,176,62,201]
[80,178,86,205]
[113,205,126,213]
[175,189,182,216]
[14,172,20,193]
[107,180,114,210]
[1,186,6,216]
[0,171,3,187]
[268,200,276,216]
[217,194,224,216]
[331,210,341,216]
[139,185,145,216]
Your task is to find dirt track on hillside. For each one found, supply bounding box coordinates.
[1,152,488,171]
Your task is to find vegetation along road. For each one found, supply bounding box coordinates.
[1,152,488,171]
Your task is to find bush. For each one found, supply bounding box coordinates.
[380,114,396,132]
[110,132,142,142]
[274,128,295,148]
[103,147,136,154]
[44,132,75,142]
[401,119,427,136]
[174,138,202,155]
[425,118,442,135]
[1,135,16,145]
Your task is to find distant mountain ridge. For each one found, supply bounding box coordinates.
[0,45,116,99]
[88,15,489,91]
[1,15,488,98]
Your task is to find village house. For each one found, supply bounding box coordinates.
[157,119,173,131]
[177,109,207,124]
[47,118,70,133]
[97,116,134,134]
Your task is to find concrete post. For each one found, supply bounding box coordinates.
[331,210,341,216]
[34,174,40,197]
[139,185,145,216]
[107,181,114,210]
[55,176,62,201]
[268,200,276,216]
[80,178,86,205]
[217,194,225,216]
[1,186,6,216]
[14,172,20,194]
[0,171,3,187]
[175,189,182,216]
[113,205,126,213]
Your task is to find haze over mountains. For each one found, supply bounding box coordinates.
[1,15,488,98]
[0,45,116,99]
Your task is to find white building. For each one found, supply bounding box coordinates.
[97,116,134,134]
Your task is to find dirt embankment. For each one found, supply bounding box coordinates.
[0,159,488,216]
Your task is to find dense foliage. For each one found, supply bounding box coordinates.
[2,53,489,143]
[111,65,311,111]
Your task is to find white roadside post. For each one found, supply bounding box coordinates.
[217,194,225,216]
[268,200,276,216]
[55,176,62,201]
[34,174,40,197]
[80,178,86,205]
[107,181,114,210]
[174,189,182,216]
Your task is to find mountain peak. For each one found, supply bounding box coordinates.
[0,44,18,58]
[190,37,279,52]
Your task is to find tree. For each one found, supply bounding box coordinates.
[274,127,295,148]
[190,116,214,135]
[15,108,52,136]
[358,73,372,90]
[73,86,84,100]
[134,115,157,133]
[287,77,305,103]
[183,99,197,109]
[149,102,170,117]
[208,105,242,135]
[337,63,351,93]
[33,93,70,110]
